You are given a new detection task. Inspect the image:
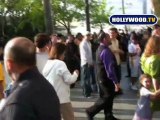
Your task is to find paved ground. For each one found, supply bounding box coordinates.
[70,62,160,120]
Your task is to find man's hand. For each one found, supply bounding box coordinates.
[115,83,120,92]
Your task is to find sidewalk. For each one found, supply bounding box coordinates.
[70,62,160,120]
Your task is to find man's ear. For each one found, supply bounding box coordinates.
[6,59,14,71]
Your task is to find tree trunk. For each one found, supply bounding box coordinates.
[100,23,103,30]
[151,0,160,24]
[85,0,90,32]
[65,22,71,35]
[42,0,53,35]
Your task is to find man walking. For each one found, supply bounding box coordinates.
[86,32,120,120]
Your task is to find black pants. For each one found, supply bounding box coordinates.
[86,80,115,119]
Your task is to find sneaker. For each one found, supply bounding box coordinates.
[84,95,92,99]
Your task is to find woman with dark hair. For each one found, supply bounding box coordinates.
[42,43,79,120]
[64,34,80,88]
[128,32,141,90]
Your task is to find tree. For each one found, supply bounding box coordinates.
[52,0,112,34]
[52,0,83,34]
[90,0,111,30]
[85,0,90,32]
[42,0,53,34]
[151,0,160,24]
[0,0,113,38]
[0,0,45,39]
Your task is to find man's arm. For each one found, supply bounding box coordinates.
[0,81,4,99]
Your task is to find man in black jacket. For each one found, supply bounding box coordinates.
[0,37,61,120]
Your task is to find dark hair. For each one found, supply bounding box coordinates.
[109,27,118,33]
[98,32,108,42]
[49,43,66,60]
[130,32,138,40]
[154,24,160,29]
[34,33,51,48]
[75,33,83,41]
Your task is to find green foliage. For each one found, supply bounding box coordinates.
[0,0,45,39]
[0,0,112,38]
[52,0,84,34]
[90,0,112,29]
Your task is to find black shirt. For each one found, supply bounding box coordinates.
[0,67,61,120]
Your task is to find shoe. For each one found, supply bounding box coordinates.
[84,95,92,98]
[85,109,94,120]
[131,85,138,91]
[125,75,130,77]
[70,83,75,88]
[106,115,120,120]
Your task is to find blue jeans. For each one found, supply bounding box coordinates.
[90,65,98,92]
[81,63,92,97]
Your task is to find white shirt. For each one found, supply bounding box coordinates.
[36,52,48,73]
[42,59,78,103]
[109,39,121,65]
[128,42,141,60]
[140,87,152,96]
[79,39,93,66]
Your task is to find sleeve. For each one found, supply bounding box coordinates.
[0,63,4,81]
[0,103,36,120]
[100,49,118,84]
[140,87,152,96]
[150,59,160,79]
[79,42,87,61]
[140,54,145,72]
[56,61,78,84]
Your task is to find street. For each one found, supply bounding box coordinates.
[71,62,160,120]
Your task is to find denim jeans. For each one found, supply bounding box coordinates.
[81,63,92,97]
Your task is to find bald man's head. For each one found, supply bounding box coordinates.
[4,37,36,66]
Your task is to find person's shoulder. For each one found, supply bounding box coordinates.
[100,47,111,57]
[151,55,160,60]
[145,55,160,64]
[36,52,48,58]
[140,87,151,96]
[53,59,65,66]
[79,40,84,45]
[48,60,66,70]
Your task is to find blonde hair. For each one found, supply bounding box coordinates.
[144,35,160,57]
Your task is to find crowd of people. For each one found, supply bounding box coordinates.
[0,24,159,120]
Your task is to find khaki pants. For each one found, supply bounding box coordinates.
[60,102,75,120]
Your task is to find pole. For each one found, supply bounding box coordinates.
[122,0,127,32]
[143,0,147,14]
[85,0,91,32]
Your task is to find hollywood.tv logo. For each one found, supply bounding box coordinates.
[109,15,158,25]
